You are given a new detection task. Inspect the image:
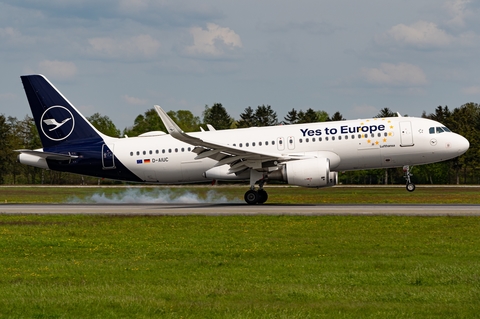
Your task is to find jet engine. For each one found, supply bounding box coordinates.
[269,157,337,188]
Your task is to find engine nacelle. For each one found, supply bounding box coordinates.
[269,158,338,188]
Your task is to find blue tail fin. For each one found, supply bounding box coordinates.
[20,74,104,149]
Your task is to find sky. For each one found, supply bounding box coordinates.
[0,0,479,131]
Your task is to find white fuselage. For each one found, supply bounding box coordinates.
[106,116,469,183]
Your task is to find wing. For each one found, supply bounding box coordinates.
[154,105,297,173]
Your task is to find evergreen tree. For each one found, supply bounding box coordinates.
[297,108,319,123]
[203,103,234,129]
[328,111,346,121]
[254,104,277,126]
[284,108,299,124]
[236,106,255,128]
[375,107,396,118]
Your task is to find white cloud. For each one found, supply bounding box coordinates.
[186,23,242,57]
[462,86,480,95]
[444,0,472,28]
[361,63,427,86]
[122,95,148,105]
[88,34,160,59]
[375,21,452,49]
[38,60,77,80]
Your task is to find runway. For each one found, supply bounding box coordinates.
[1,203,480,216]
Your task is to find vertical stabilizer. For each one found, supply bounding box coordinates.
[20,74,104,149]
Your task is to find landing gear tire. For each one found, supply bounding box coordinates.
[257,189,268,204]
[406,183,416,192]
[403,165,415,192]
[244,190,259,205]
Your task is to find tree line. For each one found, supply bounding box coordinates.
[0,102,478,185]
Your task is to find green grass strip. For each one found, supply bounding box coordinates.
[1,214,479,318]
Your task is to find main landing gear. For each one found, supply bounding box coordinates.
[244,170,268,205]
[403,165,416,192]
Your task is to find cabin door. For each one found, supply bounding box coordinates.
[399,121,414,147]
[102,144,116,169]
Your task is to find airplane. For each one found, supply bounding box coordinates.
[17,74,470,204]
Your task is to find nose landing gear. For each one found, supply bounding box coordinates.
[403,165,416,192]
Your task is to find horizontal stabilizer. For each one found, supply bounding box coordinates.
[15,149,78,160]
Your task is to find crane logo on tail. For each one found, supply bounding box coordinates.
[40,106,75,141]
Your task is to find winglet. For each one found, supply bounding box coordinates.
[154,105,184,136]
[154,105,202,145]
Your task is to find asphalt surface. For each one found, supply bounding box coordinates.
[1,204,480,216]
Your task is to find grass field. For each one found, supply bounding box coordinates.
[1,214,480,318]
[1,186,480,318]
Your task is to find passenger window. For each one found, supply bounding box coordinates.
[130,152,133,156]
[299,139,303,143]
[332,136,335,141]
[252,142,256,147]
[265,141,269,146]
[246,143,249,147]
[326,137,329,141]
[272,141,275,145]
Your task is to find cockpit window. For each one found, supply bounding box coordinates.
[429,126,453,134]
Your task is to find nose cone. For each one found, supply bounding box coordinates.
[456,134,470,155]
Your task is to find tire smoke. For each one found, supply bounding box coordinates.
[69,188,240,204]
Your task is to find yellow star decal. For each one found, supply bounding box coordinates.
[375,141,379,145]
[388,132,393,136]
[367,139,371,143]
[383,138,387,142]
[390,125,394,129]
